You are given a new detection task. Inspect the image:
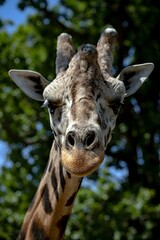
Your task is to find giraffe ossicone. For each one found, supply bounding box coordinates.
[9,26,154,239]
[104,26,117,35]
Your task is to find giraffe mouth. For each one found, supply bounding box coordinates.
[61,147,104,177]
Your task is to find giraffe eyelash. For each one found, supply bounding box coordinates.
[41,99,49,108]
[41,100,56,114]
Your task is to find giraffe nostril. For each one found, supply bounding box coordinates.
[66,130,98,150]
[66,132,75,148]
[85,131,97,149]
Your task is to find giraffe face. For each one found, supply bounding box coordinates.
[9,27,154,177]
[43,45,125,176]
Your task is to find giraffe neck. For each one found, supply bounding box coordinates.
[17,141,82,240]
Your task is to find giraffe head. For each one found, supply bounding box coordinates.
[9,27,154,177]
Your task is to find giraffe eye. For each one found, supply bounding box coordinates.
[42,100,56,114]
[49,108,55,114]
[48,102,56,114]
[110,101,124,115]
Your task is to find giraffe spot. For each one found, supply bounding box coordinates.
[31,220,49,240]
[105,128,112,146]
[65,192,76,206]
[51,167,59,201]
[57,215,70,239]
[67,171,71,179]
[41,184,53,214]
[59,162,66,191]
[48,161,53,172]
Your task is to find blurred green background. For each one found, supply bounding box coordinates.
[0,0,160,239]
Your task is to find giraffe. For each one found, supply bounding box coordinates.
[9,27,154,240]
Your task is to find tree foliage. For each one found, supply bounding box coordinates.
[0,0,160,239]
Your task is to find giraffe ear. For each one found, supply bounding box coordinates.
[117,63,154,97]
[9,70,50,101]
